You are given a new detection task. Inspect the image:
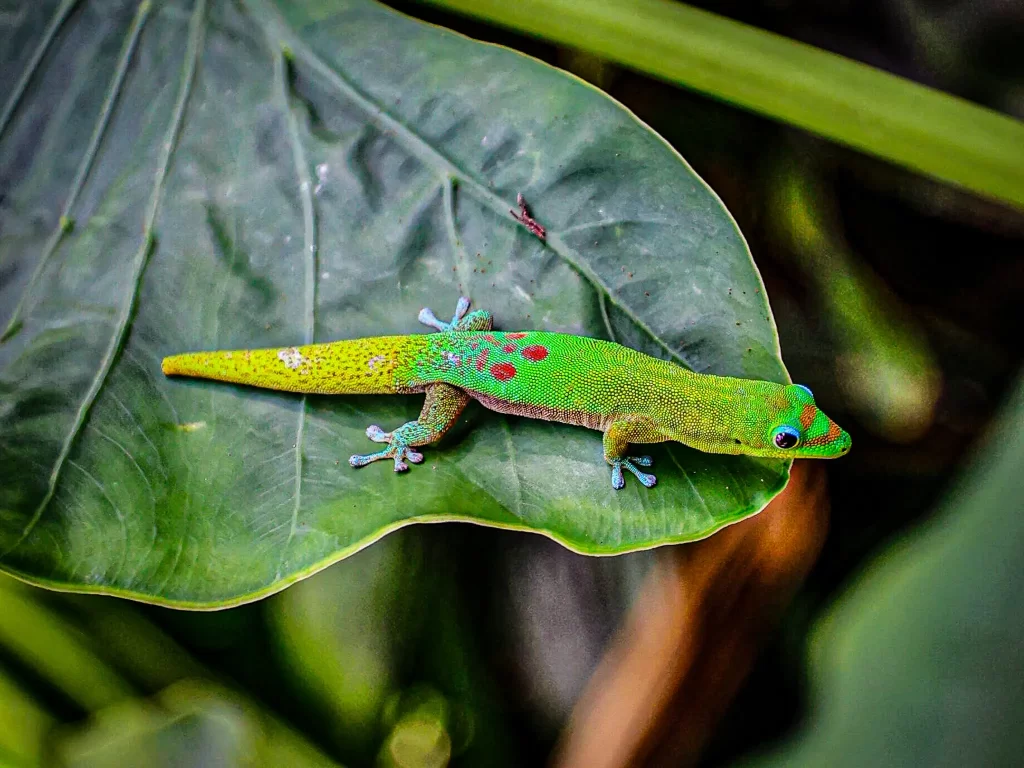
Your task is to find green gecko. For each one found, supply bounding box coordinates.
[162,296,850,489]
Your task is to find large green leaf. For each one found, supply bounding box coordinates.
[0,0,788,607]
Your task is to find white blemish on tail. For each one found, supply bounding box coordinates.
[278,347,309,370]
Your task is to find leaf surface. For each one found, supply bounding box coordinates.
[0,0,788,606]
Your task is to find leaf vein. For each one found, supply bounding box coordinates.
[269,35,318,565]
[553,218,679,235]
[499,419,525,519]
[67,458,128,584]
[667,448,712,519]
[442,175,471,293]
[0,0,207,561]
[87,425,156,507]
[2,1,151,340]
[0,0,78,139]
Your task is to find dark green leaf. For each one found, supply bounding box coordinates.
[0,0,787,607]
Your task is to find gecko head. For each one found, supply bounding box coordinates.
[735,383,851,459]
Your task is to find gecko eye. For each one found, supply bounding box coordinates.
[772,425,801,449]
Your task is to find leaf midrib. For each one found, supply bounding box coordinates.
[243,0,708,371]
[269,29,318,570]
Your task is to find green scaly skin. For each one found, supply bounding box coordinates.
[162,297,851,489]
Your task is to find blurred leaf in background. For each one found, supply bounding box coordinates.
[0,572,339,767]
[416,0,1024,209]
[0,663,54,767]
[769,154,941,442]
[748,374,1024,767]
[270,533,413,756]
[54,680,340,768]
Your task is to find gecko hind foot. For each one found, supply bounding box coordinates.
[364,424,391,443]
[349,426,425,472]
[349,443,425,472]
[610,456,656,490]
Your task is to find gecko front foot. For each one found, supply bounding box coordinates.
[610,456,656,490]
[418,296,471,331]
[418,296,493,333]
[349,424,425,472]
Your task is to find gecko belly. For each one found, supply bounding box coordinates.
[469,391,606,431]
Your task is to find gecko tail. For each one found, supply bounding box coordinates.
[161,336,421,395]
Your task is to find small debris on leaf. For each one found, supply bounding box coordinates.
[510,193,546,240]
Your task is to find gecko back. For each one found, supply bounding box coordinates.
[410,329,679,422]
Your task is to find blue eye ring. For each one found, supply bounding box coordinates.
[772,425,801,449]
[794,384,814,399]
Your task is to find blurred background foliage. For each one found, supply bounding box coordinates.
[2,0,1023,766]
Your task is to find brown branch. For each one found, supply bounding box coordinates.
[554,461,830,768]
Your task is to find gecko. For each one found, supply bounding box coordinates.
[161,296,850,489]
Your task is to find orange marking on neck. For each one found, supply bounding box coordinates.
[799,404,816,431]
[805,420,842,447]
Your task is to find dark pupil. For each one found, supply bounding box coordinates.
[775,431,798,449]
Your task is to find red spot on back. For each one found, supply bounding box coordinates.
[490,362,516,381]
[475,347,490,372]
[502,344,516,353]
[521,344,549,362]
[506,332,527,339]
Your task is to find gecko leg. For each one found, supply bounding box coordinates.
[349,383,471,472]
[418,296,493,332]
[603,420,662,489]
